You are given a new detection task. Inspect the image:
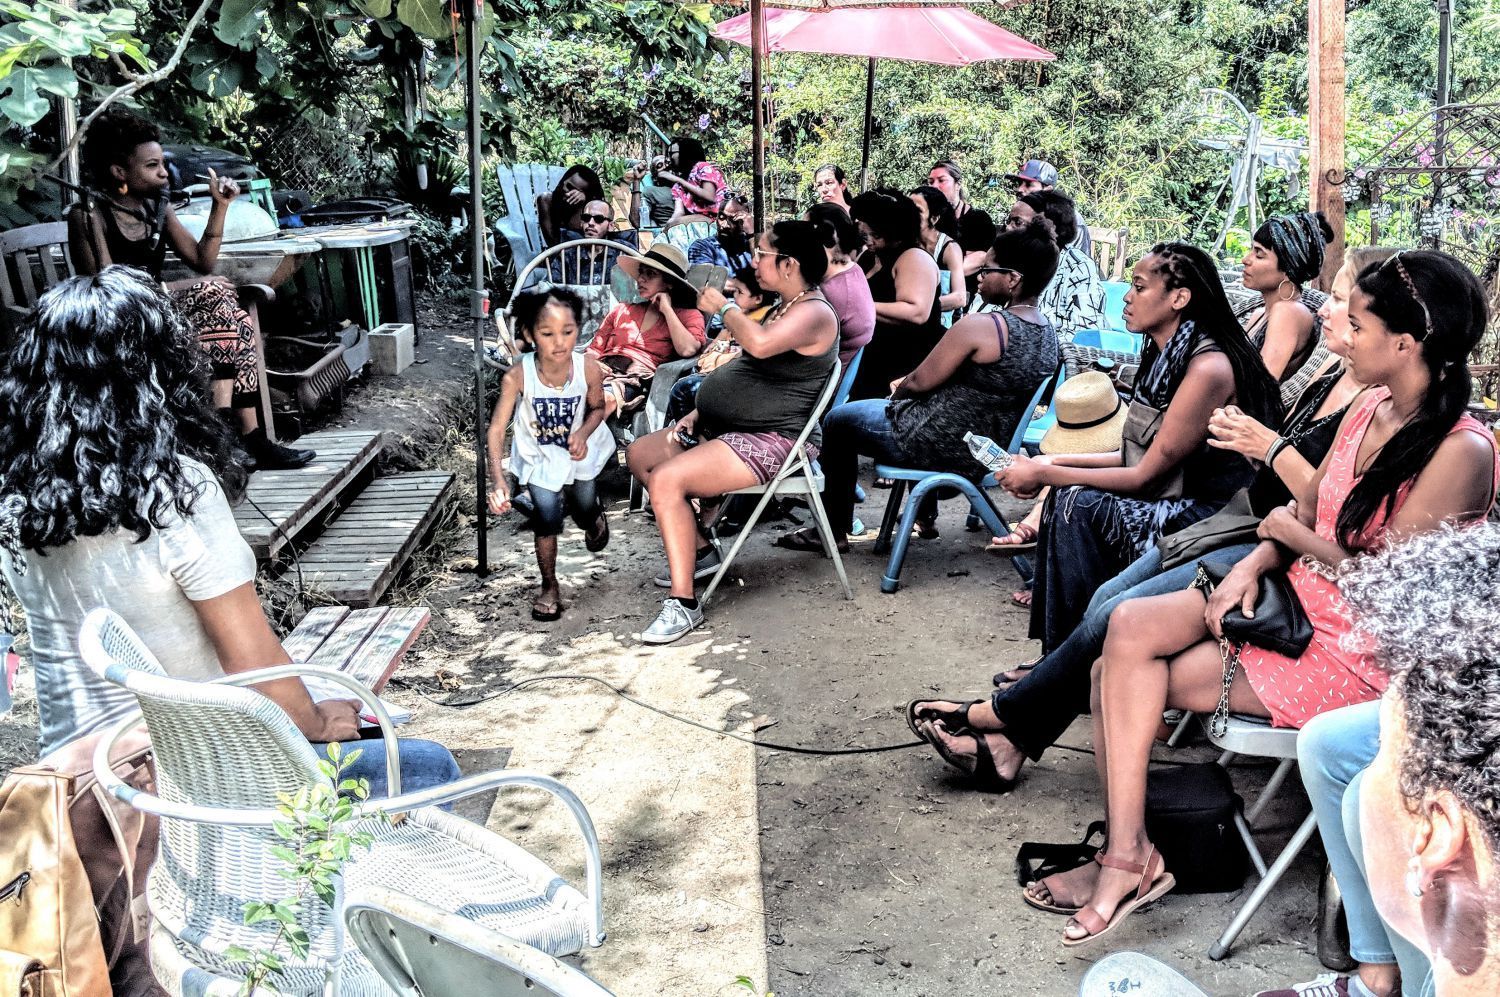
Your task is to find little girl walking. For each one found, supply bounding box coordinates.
[487,288,615,621]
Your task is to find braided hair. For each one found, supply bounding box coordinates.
[1143,242,1283,430]
[1337,250,1487,551]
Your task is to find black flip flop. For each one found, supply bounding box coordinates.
[905,698,979,740]
[775,528,847,554]
[923,721,1017,794]
[993,655,1042,689]
[531,597,562,622]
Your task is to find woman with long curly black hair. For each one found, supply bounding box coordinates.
[0,269,457,795]
[66,108,313,472]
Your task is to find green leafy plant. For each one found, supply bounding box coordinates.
[224,743,379,996]
[731,975,774,997]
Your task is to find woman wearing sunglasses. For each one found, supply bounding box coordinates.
[778,217,1062,553]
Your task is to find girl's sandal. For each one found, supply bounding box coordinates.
[1017,820,1107,915]
[584,513,610,552]
[1061,846,1176,947]
[531,595,563,622]
[775,527,848,554]
[986,522,1038,555]
[912,517,940,540]
[1011,589,1033,609]
[904,698,980,740]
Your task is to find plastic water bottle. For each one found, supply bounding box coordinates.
[964,431,1014,472]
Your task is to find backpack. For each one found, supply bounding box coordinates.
[0,727,158,997]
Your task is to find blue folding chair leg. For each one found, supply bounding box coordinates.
[873,480,910,556]
[881,473,1011,593]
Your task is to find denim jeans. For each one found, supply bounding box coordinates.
[666,373,704,424]
[991,541,1260,760]
[818,399,908,536]
[322,736,463,802]
[525,476,602,538]
[1299,703,1430,992]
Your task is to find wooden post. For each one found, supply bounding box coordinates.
[750,0,766,230]
[1308,0,1346,287]
[859,58,876,191]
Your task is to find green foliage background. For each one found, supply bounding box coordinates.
[4,0,1500,257]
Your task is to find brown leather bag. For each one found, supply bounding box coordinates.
[0,728,158,997]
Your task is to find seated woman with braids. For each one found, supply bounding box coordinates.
[67,108,314,472]
[0,268,459,796]
[1030,250,1498,947]
[1240,211,1335,381]
[998,243,1283,657]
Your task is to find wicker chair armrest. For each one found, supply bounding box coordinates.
[357,769,605,946]
[210,663,402,796]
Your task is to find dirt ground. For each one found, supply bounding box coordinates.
[0,298,1330,996]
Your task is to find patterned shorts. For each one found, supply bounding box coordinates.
[717,432,818,485]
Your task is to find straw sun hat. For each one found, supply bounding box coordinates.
[1038,371,1128,455]
[616,243,724,296]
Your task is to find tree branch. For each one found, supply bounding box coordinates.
[44,0,217,176]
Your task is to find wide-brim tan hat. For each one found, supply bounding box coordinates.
[1039,371,1128,455]
[618,244,692,287]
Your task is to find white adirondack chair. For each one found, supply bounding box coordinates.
[494,164,566,275]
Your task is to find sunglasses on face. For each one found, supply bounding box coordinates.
[752,246,788,262]
[580,213,611,224]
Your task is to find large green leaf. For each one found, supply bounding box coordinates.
[0,66,47,126]
[29,63,76,99]
[353,0,394,17]
[396,0,451,40]
[215,0,265,48]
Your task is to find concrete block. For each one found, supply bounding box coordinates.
[369,322,414,375]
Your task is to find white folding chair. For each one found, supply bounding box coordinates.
[1204,715,1320,960]
[494,164,566,274]
[80,609,605,996]
[701,360,853,606]
[345,886,613,996]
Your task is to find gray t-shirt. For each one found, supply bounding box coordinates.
[1,458,256,755]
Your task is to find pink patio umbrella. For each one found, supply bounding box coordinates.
[714,4,1053,193]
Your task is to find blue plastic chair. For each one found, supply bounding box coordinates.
[832,346,864,410]
[1072,328,1142,354]
[1101,280,1130,332]
[870,469,1012,593]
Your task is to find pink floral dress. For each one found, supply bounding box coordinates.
[672,161,727,217]
[1242,387,1498,728]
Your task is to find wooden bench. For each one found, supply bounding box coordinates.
[0,221,281,441]
[282,604,431,695]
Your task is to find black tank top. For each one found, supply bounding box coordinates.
[97,197,166,276]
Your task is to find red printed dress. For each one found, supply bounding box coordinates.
[1242,387,1499,728]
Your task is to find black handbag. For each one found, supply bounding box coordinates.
[1157,489,1264,571]
[1190,557,1314,736]
[1145,763,1250,894]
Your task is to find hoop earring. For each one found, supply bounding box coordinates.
[1277,278,1297,302]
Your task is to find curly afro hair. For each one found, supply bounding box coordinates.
[1339,522,1500,850]
[82,108,162,190]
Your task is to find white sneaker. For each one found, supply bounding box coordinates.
[653,546,722,588]
[641,598,704,645]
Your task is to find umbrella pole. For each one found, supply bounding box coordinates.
[463,0,490,576]
[750,0,766,228]
[859,57,875,191]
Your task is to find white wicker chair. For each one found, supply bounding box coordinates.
[79,609,604,997]
[344,885,613,996]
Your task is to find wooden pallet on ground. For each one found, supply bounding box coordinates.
[282,604,431,692]
[295,471,455,607]
[234,429,382,560]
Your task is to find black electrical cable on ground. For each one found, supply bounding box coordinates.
[399,672,1113,760]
